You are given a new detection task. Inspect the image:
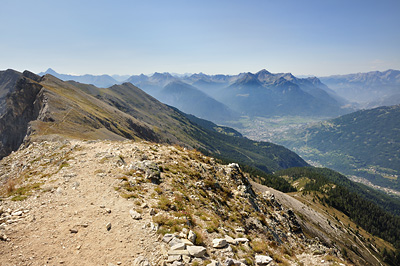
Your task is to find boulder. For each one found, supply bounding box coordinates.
[255,255,273,266]
[187,245,207,257]
[212,239,228,248]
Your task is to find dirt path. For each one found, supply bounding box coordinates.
[0,140,162,266]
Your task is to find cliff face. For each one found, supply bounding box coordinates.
[0,71,44,159]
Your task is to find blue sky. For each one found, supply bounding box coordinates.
[1,0,399,76]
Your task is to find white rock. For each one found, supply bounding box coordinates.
[225,235,238,245]
[170,242,186,250]
[235,238,249,243]
[213,238,228,248]
[207,261,221,266]
[255,255,273,266]
[162,234,174,243]
[168,250,190,256]
[187,245,207,257]
[188,230,196,243]
[171,261,184,266]
[169,237,183,247]
[129,209,142,220]
[133,256,151,266]
[167,255,181,263]
[11,211,22,216]
[181,239,194,246]
[182,255,191,263]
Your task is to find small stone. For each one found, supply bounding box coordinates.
[129,209,142,220]
[69,228,78,234]
[133,256,151,266]
[188,230,196,243]
[235,238,249,243]
[213,239,227,248]
[11,211,23,216]
[225,258,245,266]
[207,261,221,266]
[169,237,183,247]
[187,245,207,257]
[162,234,174,243]
[170,242,186,250]
[167,250,190,256]
[106,222,112,231]
[225,235,238,245]
[235,227,245,233]
[181,239,194,246]
[105,208,112,214]
[100,205,105,208]
[149,208,156,216]
[255,255,273,266]
[182,255,191,263]
[171,261,184,266]
[167,255,181,263]
[141,203,149,209]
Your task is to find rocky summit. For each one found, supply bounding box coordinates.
[0,139,349,266]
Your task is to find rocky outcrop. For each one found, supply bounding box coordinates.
[0,71,44,159]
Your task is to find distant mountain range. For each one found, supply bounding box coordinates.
[38,68,119,88]
[320,69,400,107]
[39,68,353,123]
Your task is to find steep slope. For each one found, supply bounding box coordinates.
[0,139,392,265]
[320,69,400,105]
[0,69,23,115]
[280,105,400,191]
[0,70,44,159]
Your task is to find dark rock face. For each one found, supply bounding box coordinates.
[0,73,43,159]
[0,69,23,116]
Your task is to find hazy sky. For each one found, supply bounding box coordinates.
[1,0,399,76]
